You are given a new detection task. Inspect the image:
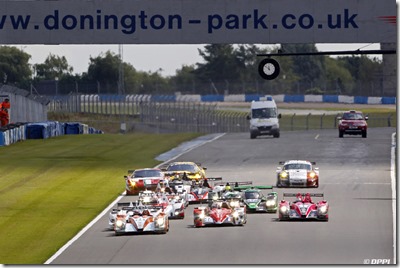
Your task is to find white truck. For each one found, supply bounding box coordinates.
[246,97,281,139]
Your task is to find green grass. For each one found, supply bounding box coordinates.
[0,133,201,264]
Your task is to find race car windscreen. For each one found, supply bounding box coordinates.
[284,164,311,170]
[167,164,197,172]
[244,192,260,199]
[252,108,277,119]
[134,170,162,177]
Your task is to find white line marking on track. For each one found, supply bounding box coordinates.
[314,134,319,139]
[391,132,396,264]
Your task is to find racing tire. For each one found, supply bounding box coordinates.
[250,133,257,139]
[362,131,367,138]
[339,131,344,138]
[273,132,280,138]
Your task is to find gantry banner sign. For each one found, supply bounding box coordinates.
[0,0,396,44]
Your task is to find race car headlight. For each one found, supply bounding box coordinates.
[212,195,218,200]
[280,206,288,213]
[156,217,165,225]
[199,211,205,219]
[115,220,125,229]
[266,200,276,207]
[280,171,288,179]
[319,205,328,214]
[129,180,136,186]
[232,211,239,218]
[308,171,316,179]
[143,197,151,203]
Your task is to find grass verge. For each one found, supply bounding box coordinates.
[0,132,201,264]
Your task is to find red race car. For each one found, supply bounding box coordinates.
[278,193,329,221]
[193,199,247,227]
[124,168,164,195]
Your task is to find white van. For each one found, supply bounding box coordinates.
[246,97,281,139]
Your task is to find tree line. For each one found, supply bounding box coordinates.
[0,44,386,96]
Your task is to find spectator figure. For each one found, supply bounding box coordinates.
[1,98,10,109]
[0,107,9,127]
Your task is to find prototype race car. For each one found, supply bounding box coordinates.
[157,193,186,219]
[337,110,368,138]
[193,199,247,227]
[235,185,278,213]
[124,168,164,195]
[138,190,159,205]
[162,161,207,182]
[212,181,253,197]
[276,160,319,188]
[114,203,169,235]
[278,193,329,221]
[186,178,223,204]
[108,201,135,230]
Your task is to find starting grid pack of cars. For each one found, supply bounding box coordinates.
[109,160,330,235]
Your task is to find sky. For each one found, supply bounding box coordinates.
[18,43,381,77]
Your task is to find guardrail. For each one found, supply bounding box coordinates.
[47,95,395,134]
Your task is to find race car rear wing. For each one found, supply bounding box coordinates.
[215,181,253,187]
[234,185,274,191]
[116,202,135,208]
[206,177,223,181]
[283,193,324,197]
[278,161,316,165]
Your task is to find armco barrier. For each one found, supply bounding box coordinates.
[382,97,396,104]
[354,96,369,104]
[322,95,339,103]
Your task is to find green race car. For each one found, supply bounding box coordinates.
[235,185,278,213]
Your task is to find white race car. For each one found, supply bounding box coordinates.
[276,160,319,188]
[156,193,186,219]
[114,203,169,235]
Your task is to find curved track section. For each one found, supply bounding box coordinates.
[49,127,396,265]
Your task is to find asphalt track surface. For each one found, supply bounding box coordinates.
[49,127,396,265]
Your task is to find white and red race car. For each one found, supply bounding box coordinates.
[278,192,329,221]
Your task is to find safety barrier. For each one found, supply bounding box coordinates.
[62,93,396,105]
[0,121,103,146]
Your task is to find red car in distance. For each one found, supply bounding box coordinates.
[337,110,368,138]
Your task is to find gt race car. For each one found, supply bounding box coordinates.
[235,185,278,213]
[278,193,329,221]
[124,168,164,195]
[193,199,247,227]
[162,161,207,182]
[114,203,169,235]
[276,160,319,188]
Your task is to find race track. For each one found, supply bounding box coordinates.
[48,127,396,265]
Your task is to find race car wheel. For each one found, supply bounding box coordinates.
[362,131,367,138]
[273,132,280,138]
[339,131,344,138]
[250,133,257,139]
